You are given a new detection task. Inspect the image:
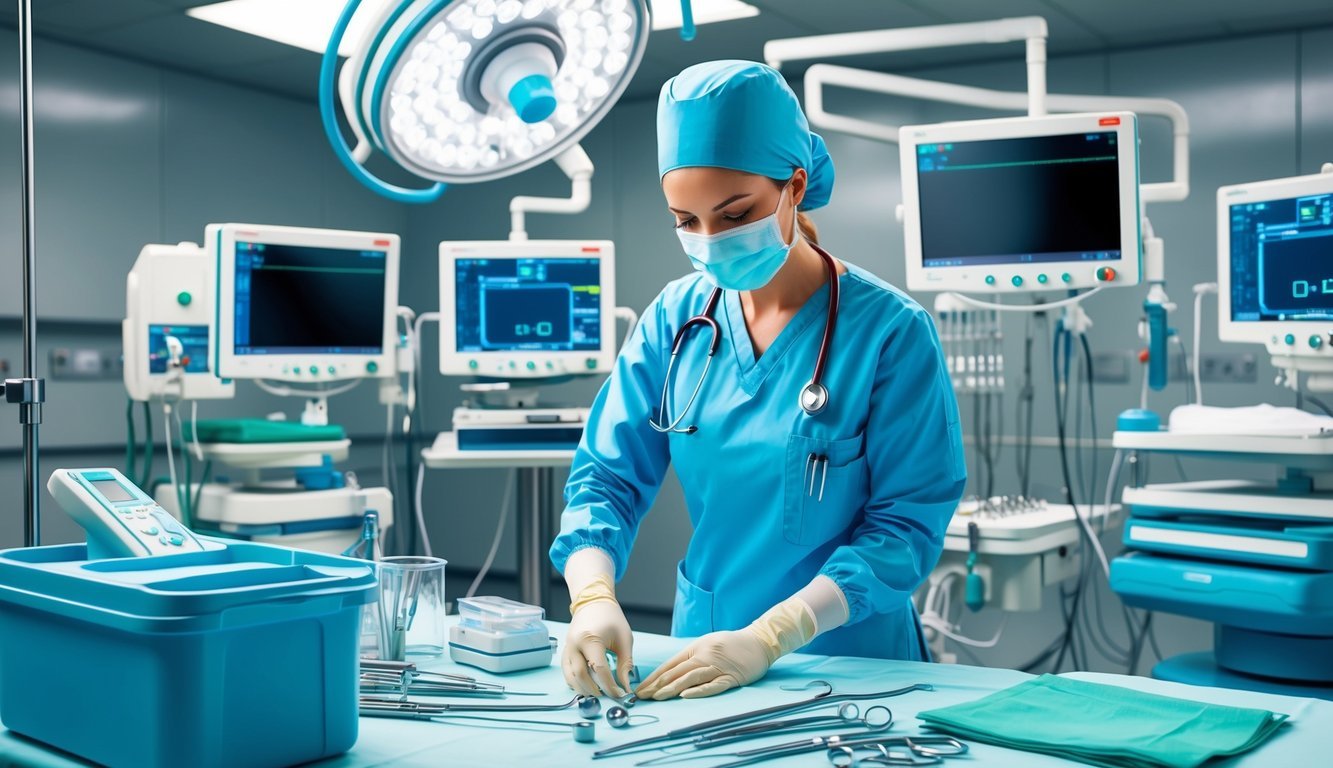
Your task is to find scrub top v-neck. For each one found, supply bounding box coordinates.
[551,262,966,661]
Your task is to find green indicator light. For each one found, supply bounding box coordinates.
[984,275,996,286]
[176,291,192,307]
[1062,273,1072,283]
[1011,275,1023,287]
[1037,274,1048,284]
[1285,334,1297,346]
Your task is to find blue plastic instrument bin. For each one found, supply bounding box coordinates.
[0,539,377,768]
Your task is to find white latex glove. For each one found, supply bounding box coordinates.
[637,596,817,700]
[564,573,634,699]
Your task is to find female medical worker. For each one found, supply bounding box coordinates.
[549,60,967,702]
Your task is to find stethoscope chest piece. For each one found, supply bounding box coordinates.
[800,381,829,415]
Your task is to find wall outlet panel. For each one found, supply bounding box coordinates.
[1170,353,1258,384]
[49,348,123,380]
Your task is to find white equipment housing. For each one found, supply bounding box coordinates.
[439,239,617,378]
[212,223,400,383]
[123,242,233,402]
[1217,168,1333,390]
[900,112,1142,294]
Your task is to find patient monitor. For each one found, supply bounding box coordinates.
[439,239,617,378]
[1218,168,1333,390]
[900,112,1142,294]
[212,223,400,383]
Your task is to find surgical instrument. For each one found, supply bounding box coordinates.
[827,736,969,767]
[360,706,599,744]
[708,733,959,768]
[359,694,603,718]
[636,705,894,766]
[607,706,661,729]
[593,682,932,759]
[693,704,893,749]
[358,659,543,697]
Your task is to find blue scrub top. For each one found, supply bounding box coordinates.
[550,262,966,660]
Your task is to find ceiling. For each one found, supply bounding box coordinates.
[3,0,1333,103]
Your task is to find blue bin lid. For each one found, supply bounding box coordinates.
[0,538,376,634]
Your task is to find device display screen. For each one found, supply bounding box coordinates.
[1230,193,1333,322]
[148,324,211,374]
[454,258,602,352]
[233,242,387,355]
[916,132,1123,268]
[91,479,135,503]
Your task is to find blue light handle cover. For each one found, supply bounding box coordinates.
[1145,300,1168,391]
[320,0,447,204]
[679,0,696,41]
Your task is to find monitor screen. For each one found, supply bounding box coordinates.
[91,479,135,503]
[915,131,1123,268]
[232,241,388,356]
[148,324,211,374]
[454,257,603,353]
[1229,192,1333,323]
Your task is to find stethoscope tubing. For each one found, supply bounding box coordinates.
[653,246,840,434]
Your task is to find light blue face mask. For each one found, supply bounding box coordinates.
[676,186,797,291]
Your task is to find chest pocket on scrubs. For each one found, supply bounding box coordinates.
[783,432,868,546]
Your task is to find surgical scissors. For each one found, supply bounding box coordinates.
[701,733,945,768]
[592,681,932,759]
[826,736,969,766]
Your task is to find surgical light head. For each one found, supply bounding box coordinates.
[322,0,651,202]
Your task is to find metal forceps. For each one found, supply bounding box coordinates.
[637,704,894,766]
[359,694,603,717]
[827,736,969,766]
[593,681,933,759]
[705,733,931,768]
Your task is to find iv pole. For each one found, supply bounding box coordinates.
[2,0,46,547]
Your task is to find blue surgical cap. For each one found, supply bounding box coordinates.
[657,60,834,211]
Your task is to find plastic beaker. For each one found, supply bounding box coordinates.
[375,556,447,660]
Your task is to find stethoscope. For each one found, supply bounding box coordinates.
[650,244,840,435]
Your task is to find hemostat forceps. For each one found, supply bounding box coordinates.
[826,736,969,766]
[593,681,932,759]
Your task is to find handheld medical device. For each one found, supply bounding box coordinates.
[900,112,1142,294]
[48,467,208,559]
[213,223,400,383]
[1217,167,1333,390]
[440,239,617,377]
[123,242,233,402]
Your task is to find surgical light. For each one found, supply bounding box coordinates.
[321,0,651,202]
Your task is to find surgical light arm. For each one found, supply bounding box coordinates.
[509,144,594,241]
[764,18,1189,204]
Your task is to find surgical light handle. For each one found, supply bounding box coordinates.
[319,0,447,204]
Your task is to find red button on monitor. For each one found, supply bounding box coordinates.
[1096,267,1117,282]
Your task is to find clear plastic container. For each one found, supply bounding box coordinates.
[458,595,545,633]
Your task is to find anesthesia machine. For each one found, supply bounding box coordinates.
[1111,166,1333,700]
[124,224,401,554]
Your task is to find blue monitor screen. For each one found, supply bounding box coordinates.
[1230,193,1333,322]
[455,258,602,352]
[233,242,387,355]
[148,324,211,374]
[916,132,1123,268]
